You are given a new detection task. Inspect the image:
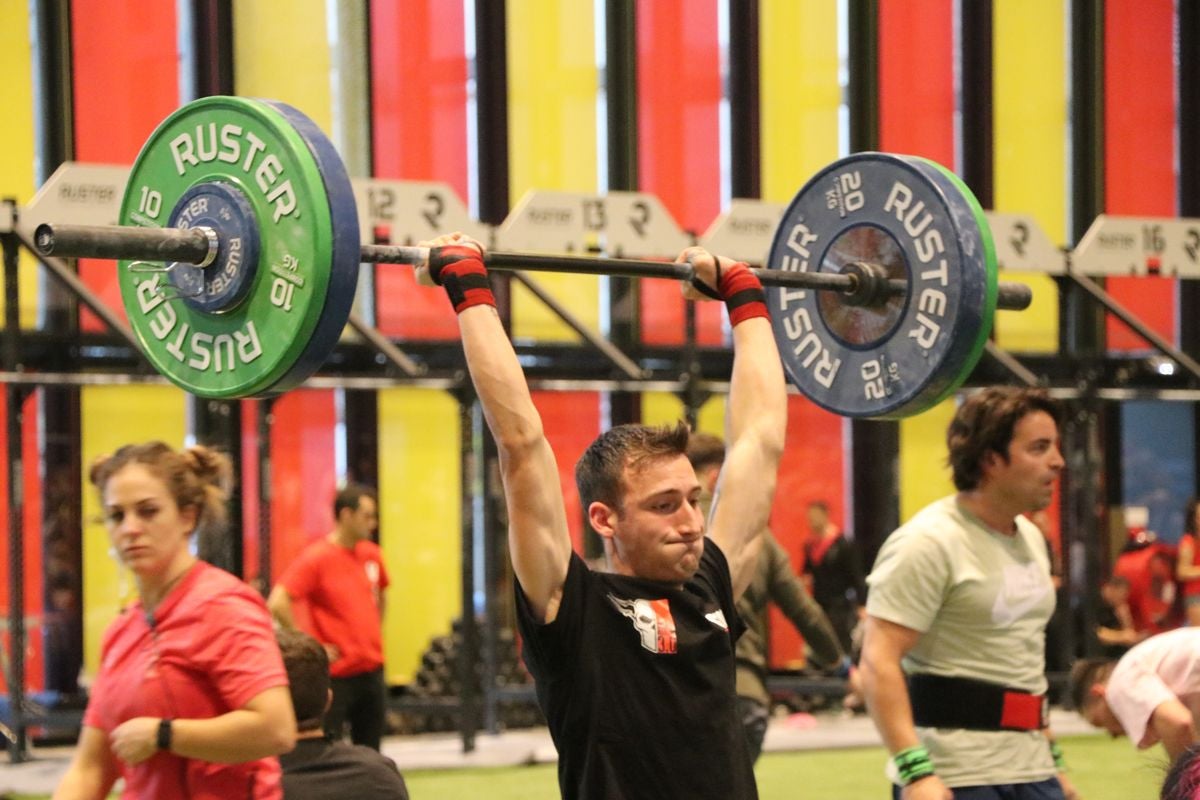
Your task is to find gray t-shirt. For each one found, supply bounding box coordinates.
[867,495,1057,787]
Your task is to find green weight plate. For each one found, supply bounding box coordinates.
[119,96,341,398]
[256,100,360,397]
[903,156,999,411]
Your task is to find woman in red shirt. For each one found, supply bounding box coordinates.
[1176,497,1200,627]
[53,442,296,800]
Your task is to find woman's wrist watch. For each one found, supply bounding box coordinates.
[157,718,173,751]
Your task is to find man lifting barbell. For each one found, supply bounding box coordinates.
[860,386,1079,800]
[413,231,786,800]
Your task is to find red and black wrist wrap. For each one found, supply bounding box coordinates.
[719,262,769,326]
[428,245,495,313]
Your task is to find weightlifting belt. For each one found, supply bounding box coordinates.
[908,673,1047,732]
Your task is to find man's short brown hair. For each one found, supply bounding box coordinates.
[1067,657,1116,712]
[946,386,1061,491]
[685,432,726,474]
[576,422,691,512]
[334,483,377,519]
[277,628,330,732]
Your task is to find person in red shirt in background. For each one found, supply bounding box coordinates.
[1114,506,1181,636]
[1176,498,1200,628]
[269,485,390,750]
[54,442,296,800]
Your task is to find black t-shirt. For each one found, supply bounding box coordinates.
[279,737,409,800]
[515,541,758,800]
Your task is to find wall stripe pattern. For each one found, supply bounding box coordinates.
[1103,0,1176,351]
[0,1,39,328]
[876,0,960,521]
[757,0,846,668]
[370,0,469,341]
[991,0,1066,354]
[69,1,187,675]
[377,388,462,684]
[635,0,725,347]
[368,0,472,681]
[229,4,341,618]
[80,386,186,674]
[507,0,601,341]
[71,0,179,333]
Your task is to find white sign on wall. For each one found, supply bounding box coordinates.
[1073,215,1200,278]
[699,199,785,266]
[983,212,1065,275]
[18,163,131,238]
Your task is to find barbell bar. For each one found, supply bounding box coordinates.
[25,96,1036,417]
[33,223,1034,312]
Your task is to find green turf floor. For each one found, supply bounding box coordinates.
[397,734,1167,800]
[7,733,1168,799]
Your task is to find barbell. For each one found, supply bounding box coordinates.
[31,96,1032,418]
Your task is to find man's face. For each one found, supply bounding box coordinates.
[598,454,706,584]
[1082,690,1126,737]
[344,496,378,542]
[806,505,827,534]
[983,410,1064,512]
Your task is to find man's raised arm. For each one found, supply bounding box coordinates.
[418,234,572,624]
[686,248,787,597]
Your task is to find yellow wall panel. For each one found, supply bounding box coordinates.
[759,0,841,201]
[992,0,1066,353]
[0,1,41,328]
[899,397,956,522]
[695,396,725,435]
[233,0,333,133]
[377,389,461,684]
[80,386,187,676]
[641,393,725,436]
[506,0,601,340]
[641,392,685,428]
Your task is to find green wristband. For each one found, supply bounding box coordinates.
[893,744,935,785]
[1049,739,1066,770]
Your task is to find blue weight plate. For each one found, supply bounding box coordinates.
[166,182,261,314]
[764,152,994,419]
[256,99,361,397]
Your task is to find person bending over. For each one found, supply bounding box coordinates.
[1071,627,1200,762]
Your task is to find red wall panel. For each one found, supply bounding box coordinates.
[636,0,725,347]
[878,0,956,163]
[1103,0,1176,351]
[370,0,470,340]
[70,0,179,333]
[532,392,601,554]
[269,391,338,582]
[768,397,847,668]
[0,391,8,693]
[0,391,45,693]
[22,392,43,692]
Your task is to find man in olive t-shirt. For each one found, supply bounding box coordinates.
[860,387,1078,800]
